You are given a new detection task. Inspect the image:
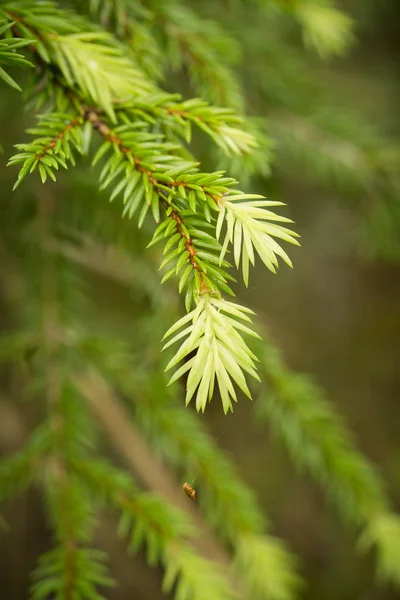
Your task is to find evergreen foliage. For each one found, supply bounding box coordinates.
[0,0,399,599]
[0,17,34,90]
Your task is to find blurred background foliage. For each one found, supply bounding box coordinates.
[0,0,399,599]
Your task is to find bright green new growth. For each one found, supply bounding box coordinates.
[163,296,261,413]
[217,195,299,284]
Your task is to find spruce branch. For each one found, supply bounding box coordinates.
[244,0,354,58]
[76,0,165,81]
[76,0,263,159]
[84,109,297,289]
[8,111,85,189]
[235,533,299,600]
[5,5,296,308]
[31,545,112,600]
[81,0,148,33]
[0,425,51,502]
[30,187,112,600]
[6,99,296,412]
[1,0,398,597]
[149,202,236,310]
[34,453,112,600]
[84,106,236,212]
[358,513,400,587]
[3,2,155,119]
[150,1,244,111]
[0,18,35,91]
[117,94,258,156]
[5,30,298,414]
[77,0,243,113]
[162,544,238,600]
[156,204,220,296]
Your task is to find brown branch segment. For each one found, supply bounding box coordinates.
[36,116,82,162]
[164,207,209,292]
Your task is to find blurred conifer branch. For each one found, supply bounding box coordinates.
[253,332,400,586]
[0,18,34,90]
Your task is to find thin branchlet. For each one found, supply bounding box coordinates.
[37,116,82,161]
[167,208,208,285]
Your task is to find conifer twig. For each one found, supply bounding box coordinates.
[38,187,79,599]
